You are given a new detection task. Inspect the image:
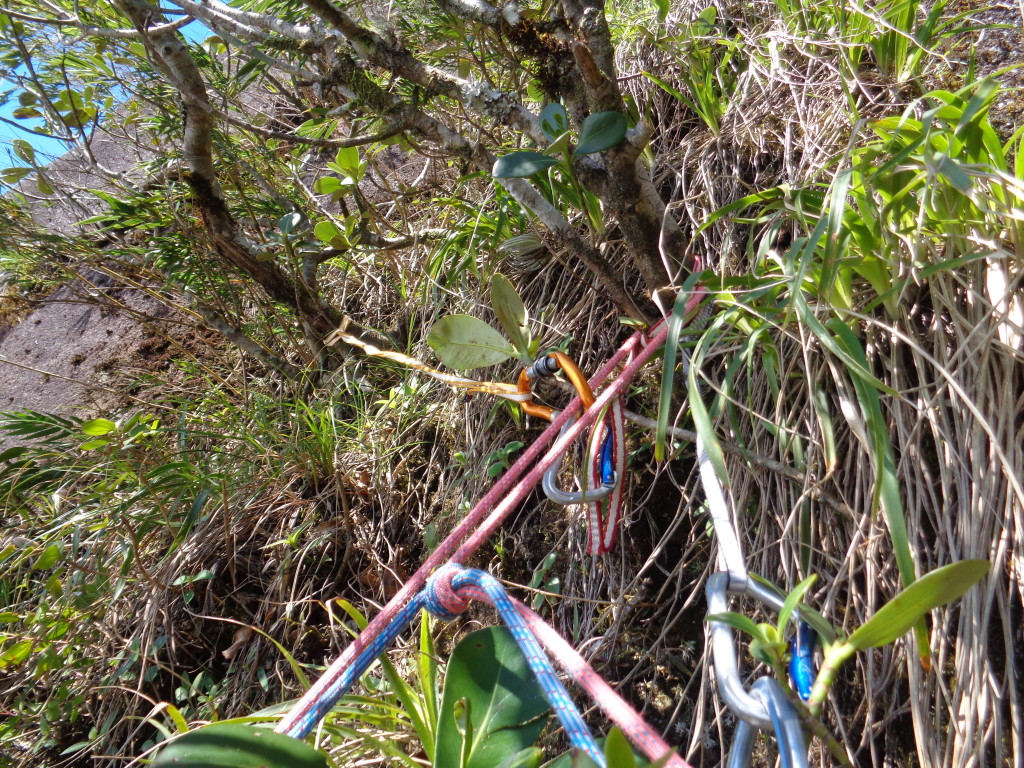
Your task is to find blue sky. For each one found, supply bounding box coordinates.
[0,17,211,174]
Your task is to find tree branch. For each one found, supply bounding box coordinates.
[218,107,411,149]
[165,0,323,43]
[117,0,344,342]
[192,303,303,378]
[1,6,193,40]
[301,0,547,145]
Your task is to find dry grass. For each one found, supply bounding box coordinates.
[1,0,1021,766]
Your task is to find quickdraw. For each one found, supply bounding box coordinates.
[517,351,626,555]
[277,322,677,757]
[327,321,629,556]
[685,348,811,766]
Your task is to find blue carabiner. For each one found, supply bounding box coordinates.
[787,621,817,701]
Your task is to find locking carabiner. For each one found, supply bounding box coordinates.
[517,351,596,421]
[518,352,619,502]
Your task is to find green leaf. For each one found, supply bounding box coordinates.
[277,212,306,235]
[539,103,569,142]
[428,315,516,370]
[688,334,730,490]
[695,5,718,32]
[0,446,28,462]
[493,151,559,178]
[495,747,543,768]
[545,752,601,768]
[656,280,703,461]
[0,640,33,669]
[12,139,34,163]
[435,627,549,768]
[314,176,345,195]
[573,111,627,156]
[151,723,327,768]
[641,71,686,103]
[706,611,770,644]
[11,107,42,119]
[79,438,111,451]
[1,166,31,185]
[778,575,816,632]
[0,612,21,623]
[825,320,916,593]
[333,145,361,176]
[314,220,343,244]
[490,273,531,362]
[932,150,973,192]
[171,569,215,586]
[82,418,116,436]
[603,727,637,768]
[654,0,670,24]
[648,750,678,768]
[45,573,62,598]
[847,560,990,650]
[418,612,440,748]
[33,544,61,571]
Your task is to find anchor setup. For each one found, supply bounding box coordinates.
[291,305,817,764]
[165,297,821,767]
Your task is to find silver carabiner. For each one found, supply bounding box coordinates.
[706,572,781,730]
[541,414,619,505]
[727,677,808,768]
[707,573,809,768]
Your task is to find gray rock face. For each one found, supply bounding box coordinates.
[0,280,175,446]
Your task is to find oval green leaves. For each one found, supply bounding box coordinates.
[573,111,627,156]
[82,418,116,436]
[846,559,990,650]
[0,640,33,669]
[32,544,62,571]
[277,212,307,235]
[540,103,569,142]
[314,176,350,196]
[1,167,31,186]
[492,151,559,179]
[427,315,515,370]
[314,219,343,244]
[490,274,531,362]
[151,723,327,768]
[12,139,34,164]
[434,627,549,768]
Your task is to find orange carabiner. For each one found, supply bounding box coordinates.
[517,367,555,421]
[549,352,595,409]
[516,352,596,421]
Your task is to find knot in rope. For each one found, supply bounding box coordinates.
[424,563,470,620]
